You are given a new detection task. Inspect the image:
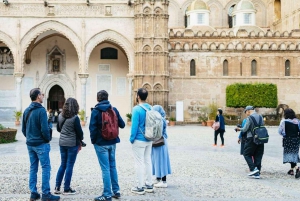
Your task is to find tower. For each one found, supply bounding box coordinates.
[133,0,169,109]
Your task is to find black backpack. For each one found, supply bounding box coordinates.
[249,116,269,144]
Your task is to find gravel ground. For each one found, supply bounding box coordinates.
[0,124,299,201]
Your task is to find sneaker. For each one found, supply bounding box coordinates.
[41,193,60,201]
[112,191,121,199]
[153,179,161,184]
[30,192,41,201]
[295,168,300,179]
[94,195,112,201]
[154,181,168,188]
[143,184,154,193]
[131,187,145,195]
[212,144,217,147]
[287,169,294,176]
[54,187,61,194]
[248,167,259,176]
[220,145,225,148]
[251,172,260,179]
[63,187,76,195]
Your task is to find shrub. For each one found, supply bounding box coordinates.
[78,109,85,121]
[208,102,218,120]
[126,113,132,121]
[226,83,278,108]
[169,117,176,121]
[0,124,17,144]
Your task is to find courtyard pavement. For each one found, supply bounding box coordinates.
[0,123,299,201]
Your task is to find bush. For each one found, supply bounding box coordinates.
[126,113,132,121]
[226,83,278,108]
[208,102,218,120]
[0,124,17,144]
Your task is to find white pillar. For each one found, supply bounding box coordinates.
[14,73,24,112]
[78,73,89,115]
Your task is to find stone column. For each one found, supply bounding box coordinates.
[14,73,24,112]
[78,73,89,115]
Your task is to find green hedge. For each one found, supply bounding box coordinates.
[226,83,278,108]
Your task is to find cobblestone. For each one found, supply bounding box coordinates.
[0,125,299,200]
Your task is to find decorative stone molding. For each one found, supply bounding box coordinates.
[85,29,134,72]
[38,74,75,100]
[20,20,81,73]
[0,31,16,64]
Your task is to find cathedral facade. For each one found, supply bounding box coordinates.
[0,0,299,122]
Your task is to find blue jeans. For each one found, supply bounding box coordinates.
[55,145,78,190]
[27,143,51,195]
[94,144,119,197]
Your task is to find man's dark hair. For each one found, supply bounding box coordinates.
[137,88,148,101]
[29,88,40,101]
[284,108,296,119]
[97,90,109,102]
[62,98,79,118]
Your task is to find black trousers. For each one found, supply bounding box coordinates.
[243,137,264,171]
[214,130,224,145]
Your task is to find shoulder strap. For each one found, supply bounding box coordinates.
[26,108,38,124]
[139,104,151,111]
[249,116,259,127]
[59,117,67,131]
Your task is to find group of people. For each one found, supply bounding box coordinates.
[213,105,300,180]
[22,87,171,201]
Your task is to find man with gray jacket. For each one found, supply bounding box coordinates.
[235,106,264,179]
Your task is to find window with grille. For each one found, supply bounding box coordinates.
[197,14,204,24]
[285,60,290,76]
[251,60,257,76]
[223,60,228,76]
[244,13,252,24]
[190,59,196,76]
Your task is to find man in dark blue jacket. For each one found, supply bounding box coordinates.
[22,88,60,201]
[89,90,125,201]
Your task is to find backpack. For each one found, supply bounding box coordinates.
[139,104,163,141]
[249,115,269,145]
[96,107,119,140]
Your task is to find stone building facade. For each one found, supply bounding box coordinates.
[0,0,299,122]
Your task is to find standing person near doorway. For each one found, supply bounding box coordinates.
[152,105,172,188]
[130,88,154,195]
[54,98,84,195]
[89,90,125,201]
[22,88,60,201]
[213,109,225,147]
[278,108,300,178]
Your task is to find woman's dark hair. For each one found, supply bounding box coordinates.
[62,98,79,118]
[137,88,148,101]
[284,108,296,119]
[218,109,223,115]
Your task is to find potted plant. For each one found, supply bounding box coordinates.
[78,109,86,126]
[198,106,209,126]
[169,117,176,126]
[207,102,218,127]
[0,123,17,143]
[126,113,132,126]
[13,111,22,126]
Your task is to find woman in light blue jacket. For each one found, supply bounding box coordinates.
[152,105,172,188]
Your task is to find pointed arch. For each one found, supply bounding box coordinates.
[251,60,257,76]
[190,59,196,76]
[21,20,81,73]
[223,59,228,76]
[0,31,16,64]
[85,30,134,72]
[285,59,290,76]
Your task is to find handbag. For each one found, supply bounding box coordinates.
[152,137,165,147]
[212,121,220,130]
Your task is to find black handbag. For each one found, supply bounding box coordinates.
[152,137,164,147]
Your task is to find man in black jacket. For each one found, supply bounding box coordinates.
[89,90,125,201]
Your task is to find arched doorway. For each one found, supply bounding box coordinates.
[48,85,65,112]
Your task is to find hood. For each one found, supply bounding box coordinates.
[153,105,166,118]
[95,100,112,111]
[28,102,44,110]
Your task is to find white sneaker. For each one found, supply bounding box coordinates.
[153,179,161,184]
[154,181,168,188]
